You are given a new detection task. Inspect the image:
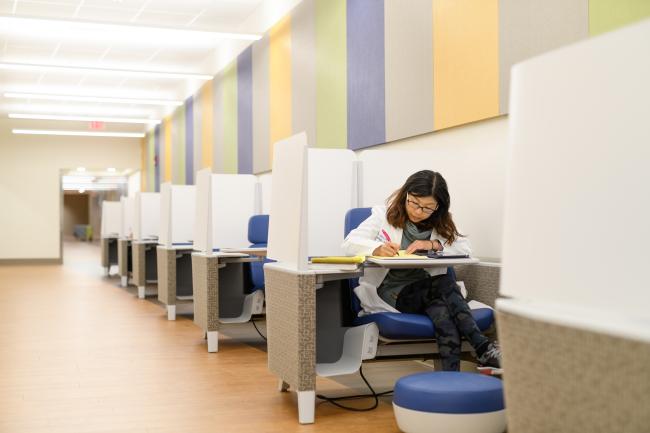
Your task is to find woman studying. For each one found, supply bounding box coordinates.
[342,170,501,371]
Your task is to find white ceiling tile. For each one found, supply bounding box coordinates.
[82,0,149,9]
[133,10,198,28]
[75,5,140,22]
[15,1,79,18]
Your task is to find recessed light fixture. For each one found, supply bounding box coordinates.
[107,168,117,173]
[4,93,182,107]
[77,167,86,172]
[0,62,213,81]
[79,189,86,194]
[9,113,161,125]
[13,129,145,138]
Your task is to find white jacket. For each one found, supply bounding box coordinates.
[341,205,472,316]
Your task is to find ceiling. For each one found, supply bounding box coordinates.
[0,0,300,136]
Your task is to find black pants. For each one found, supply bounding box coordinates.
[395,274,489,371]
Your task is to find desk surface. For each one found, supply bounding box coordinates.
[366,257,479,268]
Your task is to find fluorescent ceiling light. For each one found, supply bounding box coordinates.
[0,62,213,81]
[9,113,160,125]
[76,167,86,172]
[0,16,262,44]
[107,168,116,172]
[13,129,144,138]
[4,93,182,106]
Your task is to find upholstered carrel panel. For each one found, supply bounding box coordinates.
[101,238,109,268]
[455,264,500,308]
[192,254,221,332]
[117,239,129,277]
[497,309,650,433]
[156,247,176,306]
[132,242,146,287]
[265,266,316,392]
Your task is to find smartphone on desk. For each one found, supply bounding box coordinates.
[427,251,470,259]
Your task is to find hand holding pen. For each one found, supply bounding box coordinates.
[372,229,400,256]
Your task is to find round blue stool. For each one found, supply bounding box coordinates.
[393,372,506,433]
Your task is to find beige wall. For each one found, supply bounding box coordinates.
[62,193,89,237]
[0,118,141,260]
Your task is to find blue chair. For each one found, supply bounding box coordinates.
[247,214,271,292]
[344,208,494,341]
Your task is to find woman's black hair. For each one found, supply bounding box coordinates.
[386,170,462,244]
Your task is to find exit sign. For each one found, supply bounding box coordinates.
[89,121,105,130]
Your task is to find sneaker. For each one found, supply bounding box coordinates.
[477,341,502,368]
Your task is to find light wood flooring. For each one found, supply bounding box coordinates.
[0,241,449,433]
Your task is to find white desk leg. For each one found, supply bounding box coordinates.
[297,391,315,424]
[278,380,289,392]
[167,305,176,321]
[137,286,145,299]
[120,275,128,287]
[103,267,109,277]
[207,331,219,353]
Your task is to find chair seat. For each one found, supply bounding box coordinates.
[394,372,504,414]
[353,308,493,340]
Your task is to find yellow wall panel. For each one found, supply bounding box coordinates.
[433,0,499,130]
[163,117,172,182]
[201,82,213,170]
[269,15,292,159]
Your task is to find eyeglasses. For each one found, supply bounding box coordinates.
[406,194,437,215]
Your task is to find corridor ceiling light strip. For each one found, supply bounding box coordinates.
[4,92,182,106]
[0,62,213,80]
[12,129,145,138]
[9,113,160,125]
[0,16,262,43]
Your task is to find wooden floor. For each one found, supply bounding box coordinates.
[0,241,439,433]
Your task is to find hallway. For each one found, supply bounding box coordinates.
[0,241,407,433]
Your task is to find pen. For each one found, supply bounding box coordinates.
[381,229,391,242]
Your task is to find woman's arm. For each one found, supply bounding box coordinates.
[341,206,386,256]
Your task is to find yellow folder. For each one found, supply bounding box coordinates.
[310,255,366,264]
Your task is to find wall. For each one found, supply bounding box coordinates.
[0,117,141,260]
[62,193,89,237]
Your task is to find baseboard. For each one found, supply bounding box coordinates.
[0,258,62,265]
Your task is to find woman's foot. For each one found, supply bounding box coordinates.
[477,341,502,368]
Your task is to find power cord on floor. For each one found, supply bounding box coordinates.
[316,365,393,412]
[250,317,267,341]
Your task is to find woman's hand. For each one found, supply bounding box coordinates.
[405,239,441,254]
[372,242,400,257]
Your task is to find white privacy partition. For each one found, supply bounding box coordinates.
[193,171,259,254]
[359,148,505,260]
[133,192,160,240]
[308,149,357,256]
[267,133,309,270]
[501,19,650,323]
[257,172,273,214]
[159,183,196,247]
[120,196,135,238]
[100,201,121,238]
[267,133,358,268]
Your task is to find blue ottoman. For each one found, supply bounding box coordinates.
[393,372,506,433]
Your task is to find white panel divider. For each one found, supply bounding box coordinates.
[159,183,196,247]
[100,201,121,238]
[501,20,650,323]
[133,192,160,241]
[120,196,135,239]
[258,172,273,214]
[193,169,212,254]
[267,133,309,271]
[307,149,357,257]
[359,148,505,260]
[210,174,258,251]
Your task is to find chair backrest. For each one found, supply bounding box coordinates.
[248,215,270,291]
[343,207,455,316]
